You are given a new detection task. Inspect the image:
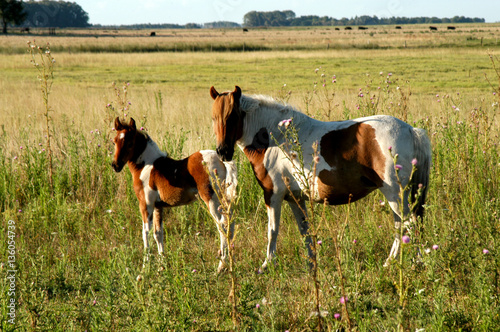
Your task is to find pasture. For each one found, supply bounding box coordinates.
[0,24,499,331]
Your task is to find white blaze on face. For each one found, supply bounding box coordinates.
[119,133,125,140]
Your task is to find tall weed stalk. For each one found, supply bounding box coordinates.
[28,41,55,194]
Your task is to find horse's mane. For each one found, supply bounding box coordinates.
[241,94,303,114]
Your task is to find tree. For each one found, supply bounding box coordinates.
[22,0,89,28]
[0,0,26,34]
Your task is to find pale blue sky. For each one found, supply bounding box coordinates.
[73,0,500,25]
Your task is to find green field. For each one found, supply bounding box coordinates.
[0,25,499,331]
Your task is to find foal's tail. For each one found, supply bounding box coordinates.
[410,128,432,220]
[223,161,238,201]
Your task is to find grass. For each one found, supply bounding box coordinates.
[0,26,499,330]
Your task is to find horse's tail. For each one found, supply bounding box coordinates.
[410,128,432,220]
[223,161,238,201]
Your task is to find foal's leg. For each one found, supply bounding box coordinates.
[205,197,230,274]
[287,199,313,269]
[153,206,164,256]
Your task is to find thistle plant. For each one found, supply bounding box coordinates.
[389,150,421,331]
[28,40,55,195]
[274,119,353,331]
[204,166,240,328]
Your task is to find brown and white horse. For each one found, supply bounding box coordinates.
[111,117,237,272]
[210,86,431,270]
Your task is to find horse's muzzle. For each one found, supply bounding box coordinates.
[111,161,124,172]
[216,145,234,162]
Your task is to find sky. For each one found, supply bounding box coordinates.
[73,0,500,26]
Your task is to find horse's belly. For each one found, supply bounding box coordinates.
[316,169,379,205]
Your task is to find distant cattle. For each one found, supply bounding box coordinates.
[242,28,248,32]
[20,27,30,33]
[150,31,156,36]
[429,26,438,31]
[345,27,352,30]
[358,26,368,30]
[447,26,456,30]
[335,28,340,31]
[395,26,402,29]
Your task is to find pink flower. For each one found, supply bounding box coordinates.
[317,240,322,245]
[432,244,439,250]
[395,164,403,170]
[483,249,490,254]
[411,158,418,166]
[256,303,260,309]
[402,235,410,244]
[340,296,348,304]
[334,313,341,320]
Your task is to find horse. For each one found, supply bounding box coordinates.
[111,117,237,273]
[210,86,432,271]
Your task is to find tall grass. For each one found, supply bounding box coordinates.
[0,38,499,330]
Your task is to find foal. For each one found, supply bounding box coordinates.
[111,117,237,272]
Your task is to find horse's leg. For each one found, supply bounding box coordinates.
[260,195,284,272]
[153,206,164,256]
[205,197,229,274]
[383,190,411,267]
[287,199,313,269]
[139,202,153,266]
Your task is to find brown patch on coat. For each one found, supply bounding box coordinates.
[149,152,212,207]
[243,127,274,206]
[318,123,386,205]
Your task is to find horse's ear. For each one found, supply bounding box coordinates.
[114,117,123,130]
[232,86,242,102]
[210,86,219,100]
[129,118,136,131]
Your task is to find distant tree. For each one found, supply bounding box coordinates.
[22,0,89,28]
[0,0,26,34]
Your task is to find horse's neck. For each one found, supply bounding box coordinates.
[241,98,307,146]
[133,135,167,166]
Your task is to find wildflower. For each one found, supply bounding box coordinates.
[353,239,357,244]
[18,209,22,213]
[339,296,348,304]
[483,249,490,254]
[256,303,260,309]
[424,248,431,254]
[432,244,439,250]
[388,146,392,151]
[395,164,403,170]
[411,158,418,166]
[313,156,320,164]
[192,269,197,273]
[136,275,143,282]
[334,313,341,320]
[92,299,96,306]
[13,156,18,160]
[379,71,383,75]
[315,68,319,73]
[317,240,322,246]
[140,127,144,131]
[20,146,23,150]
[402,235,410,244]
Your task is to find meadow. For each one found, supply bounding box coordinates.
[0,24,499,331]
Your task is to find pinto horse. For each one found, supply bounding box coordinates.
[210,86,432,270]
[111,117,237,272]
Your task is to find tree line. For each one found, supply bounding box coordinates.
[243,10,485,27]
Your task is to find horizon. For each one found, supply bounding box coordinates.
[69,1,499,26]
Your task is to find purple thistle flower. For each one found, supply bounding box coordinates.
[402,235,410,244]
[432,244,439,250]
[411,158,418,166]
[256,303,260,309]
[483,249,490,254]
[340,296,348,304]
[317,240,322,245]
[395,164,403,170]
[334,313,341,320]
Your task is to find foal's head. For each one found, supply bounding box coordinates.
[112,117,139,172]
[210,85,244,161]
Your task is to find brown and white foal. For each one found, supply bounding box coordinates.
[111,117,237,272]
